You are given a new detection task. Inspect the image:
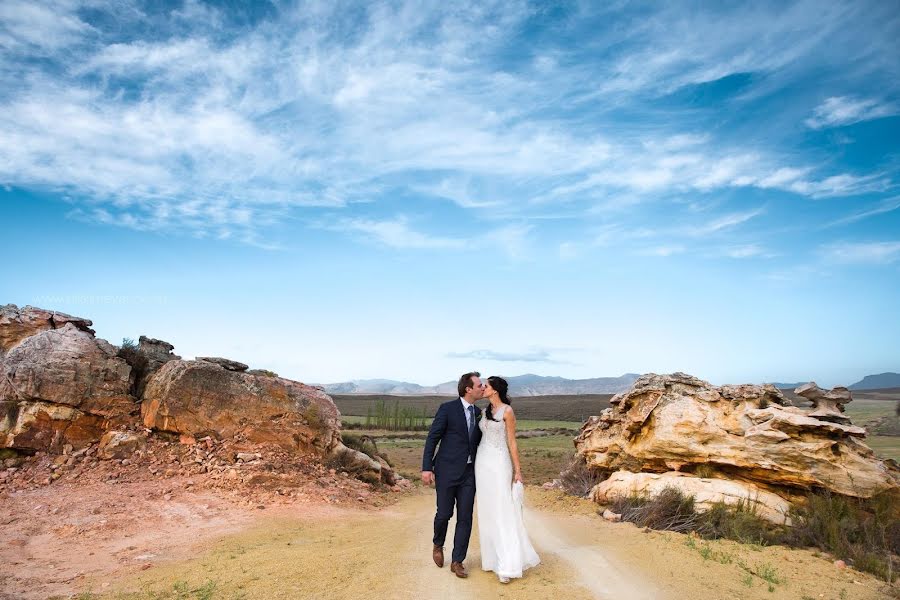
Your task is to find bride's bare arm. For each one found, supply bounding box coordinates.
[503,406,523,483]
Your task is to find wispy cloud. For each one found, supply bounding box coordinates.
[821,241,900,264]
[447,348,568,364]
[826,196,900,227]
[328,217,465,250]
[640,245,686,257]
[683,208,765,237]
[722,244,775,259]
[0,0,897,250]
[805,96,898,129]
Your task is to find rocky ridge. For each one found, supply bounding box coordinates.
[0,304,403,496]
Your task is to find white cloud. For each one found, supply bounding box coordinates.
[447,348,565,363]
[330,217,465,250]
[805,96,898,129]
[683,208,765,237]
[0,0,896,248]
[640,245,685,257]
[821,241,900,264]
[723,244,773,259]
[826,196,900,227]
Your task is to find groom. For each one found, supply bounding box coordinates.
[421,371,484,578]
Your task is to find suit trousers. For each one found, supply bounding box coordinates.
[432,462,476,563]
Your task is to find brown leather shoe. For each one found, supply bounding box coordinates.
[432,545,444,568]
[450,561,468,578]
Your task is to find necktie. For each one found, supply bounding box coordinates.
[467,405,476,441]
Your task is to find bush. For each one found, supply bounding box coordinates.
[606,484,900,582]
[116,337,149,397]
[786,489,900,582]
[559,455,606,497]
[610,486,706,533]
[700,499,784,545]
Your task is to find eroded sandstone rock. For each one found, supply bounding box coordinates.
[593,470,794,525]
[794,382,852,423]
[575,373,899,500]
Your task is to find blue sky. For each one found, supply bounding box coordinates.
[2,1,899,387]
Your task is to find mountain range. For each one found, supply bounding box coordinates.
[320,371,900,396]
[848,372,900,390]
[318,373,642,396]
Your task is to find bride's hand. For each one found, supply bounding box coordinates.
[514,470,523,484]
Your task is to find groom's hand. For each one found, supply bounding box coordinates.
[421,471,435,486]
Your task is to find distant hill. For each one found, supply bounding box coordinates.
[318,373,641,396]
[849,372,900,390]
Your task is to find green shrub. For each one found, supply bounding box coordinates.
[608,484,900,582]
[786,489,900,582]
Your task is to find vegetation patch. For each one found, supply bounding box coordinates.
[608,485,900,582]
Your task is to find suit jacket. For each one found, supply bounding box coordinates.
[422,398,482,485]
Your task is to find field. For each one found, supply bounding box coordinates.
[331,393,612,422]
[334,390,900,482]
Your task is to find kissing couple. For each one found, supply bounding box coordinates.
[421,372,540,583]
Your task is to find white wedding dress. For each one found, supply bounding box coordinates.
[474,404,541,580]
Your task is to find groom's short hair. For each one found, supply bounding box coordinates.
[457,371,481,397]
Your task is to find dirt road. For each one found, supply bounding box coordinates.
[94,488,891,600]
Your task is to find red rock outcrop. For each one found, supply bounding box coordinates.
[1,306,135,452]
[141,359,341,456]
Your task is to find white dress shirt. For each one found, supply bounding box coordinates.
[460,397,476,463]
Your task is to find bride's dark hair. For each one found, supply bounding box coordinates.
[486,376,511,421]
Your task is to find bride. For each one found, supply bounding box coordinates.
[474,376,541,583]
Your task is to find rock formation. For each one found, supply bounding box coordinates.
[1,305,135,452]
[0,304,95,355]
[0,304,401,489]
[794,382,852,423]
[141,359,341,456]
[575,373,899,522]
[196,356,249,372]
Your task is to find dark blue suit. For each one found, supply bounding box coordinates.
[422,398,482,563]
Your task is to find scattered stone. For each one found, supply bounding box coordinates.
[98,431,146,460]
[601,508,622,522]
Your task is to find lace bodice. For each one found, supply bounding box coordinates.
[479,404,509,451]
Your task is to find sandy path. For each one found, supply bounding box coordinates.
[80,487,893,599]
[526,507,662,600]
[100,490,661,600]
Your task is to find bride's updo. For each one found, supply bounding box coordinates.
[486,375,510,421]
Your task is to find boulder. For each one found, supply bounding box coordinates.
[575,373,899,500]
[98,430,146,460]
[141,360,340,455]
[592,470,794,525]
[1,321,135,452]
[196,357,248,372]
[328,442,383,485]
[0,304,95,355]
[114,335,181,400]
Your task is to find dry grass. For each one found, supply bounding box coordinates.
[558,455,606,497]
[608,485,900,582]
